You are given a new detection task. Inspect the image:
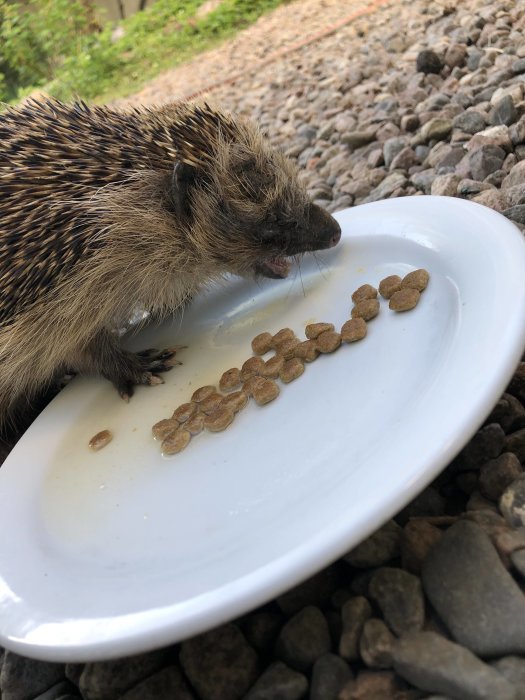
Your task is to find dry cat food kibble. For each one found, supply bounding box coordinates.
[184,412,205,436]
[351,298,380,321]
[260,354,285,378]
[305,322,334,339]
[152,418,179,440]
[401,268,429,292]
[272,328,296,348]
[191,385,216,403]
[200,392,224,415]
[294,339,320,362]
[172,401,198,423]
[277,338,300,359]
[316,330,342,353]
[251,331,273,355]
[220,390,248,413]
[89,429,113,451]
[341,318,367,343]
[243,375,267,397]
[251,378,280,406]
[279,357,305,383]
[219,368,242,392]
[378,275,402,300]
[389,287,421,311]
[161,428,191,455]
[241,356,266,381]
[204,407,235,432]
[351,283,377,302]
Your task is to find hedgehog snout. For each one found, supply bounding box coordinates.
[306,202,341,250]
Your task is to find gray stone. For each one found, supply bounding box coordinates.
[310,654,352,700]
[344,519,401,568]
[79,651,167,700]
[180,624,258,700]
[0,652,65,700]
[491,656,525,699]
[390,146,417,171]
[504,205,525,225]
[502,161,525,189]
[364,172,407,202]
[460,423,506,470]
[422,520,525,656]
[392,631,516,700]
[453,110,486,134]
[118,666,195,700]
[359,619,394,669]
[500,478,525,527]
[275,606,331,672]
[489,95,518,126]
[243,662,307,700]
[33,682,77,700]
[420,118,453,142]
[339,596,373,662]
[339,670,406,700]
[469,145,506,181]
[383,137,407,168]
[488,393,525,433]
[431,174,460,196]
[479,453,523,501]
[512,58,525,74]
[469,125,512,153]
[411,169,436,193]
[416,50,443,74]
[444,44,467,69]
[510,118,525,146]
[341,130,376,150]
[368,567,425,636]
[243,610,283,653]
[401,520,443,574]
[511,549,525,578]
[505,427,525,462]
[472,188,508,211]
[436,148,466,173]
[401,114,419,132]
[457,179,493,195]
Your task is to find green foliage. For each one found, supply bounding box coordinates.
[0,0,287,104]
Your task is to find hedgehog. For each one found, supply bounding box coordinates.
[0,97,341,430]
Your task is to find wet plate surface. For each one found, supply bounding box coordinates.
[1,196,525,662]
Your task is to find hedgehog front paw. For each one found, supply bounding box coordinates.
[110,346,185,402]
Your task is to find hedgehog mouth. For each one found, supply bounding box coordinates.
[254,256,292,279]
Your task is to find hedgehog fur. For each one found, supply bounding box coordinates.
[0,97,341,428]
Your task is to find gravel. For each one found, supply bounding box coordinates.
[4,0,525,697]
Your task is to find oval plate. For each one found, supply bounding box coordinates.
[1,196,525,662]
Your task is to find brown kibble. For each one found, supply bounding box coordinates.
[191,385,216,403]
[161,429,191,455]
[243,375,267,397]
[219,367,242,392]
[200,392,224,415]
[185,413,205,436]
[240,356,266,381]
[172,401,198,423]
[252,378,280,406]
[305,322,335,340]
[152,418,179,440]
[89,429,113,451]
[351,298,380,321]
[251,331,274,355]
[316,330,342,353]
[279,357,305,383]
[276,338,300,359]
[401,268,429,292]
[260,355,285,379]
[272,328,296,347]
[379,275,403,299]
[341,318,367,343]
[389,288,421,311]
[294,339,320,362]
[204,407,235,432]
[351,283,378,302]
[220,390,248,413]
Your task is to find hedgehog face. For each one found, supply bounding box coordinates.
[173,122,341,279]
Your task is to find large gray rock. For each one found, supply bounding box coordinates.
[0,652,64,700]
[422,520,525,656]
[392,631,516,700]
[180,624,259,700]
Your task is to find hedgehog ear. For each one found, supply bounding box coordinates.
[171,160,198,221]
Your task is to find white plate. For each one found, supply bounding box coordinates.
[1,196,525,662]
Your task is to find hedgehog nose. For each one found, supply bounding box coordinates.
[308,202,342,250]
